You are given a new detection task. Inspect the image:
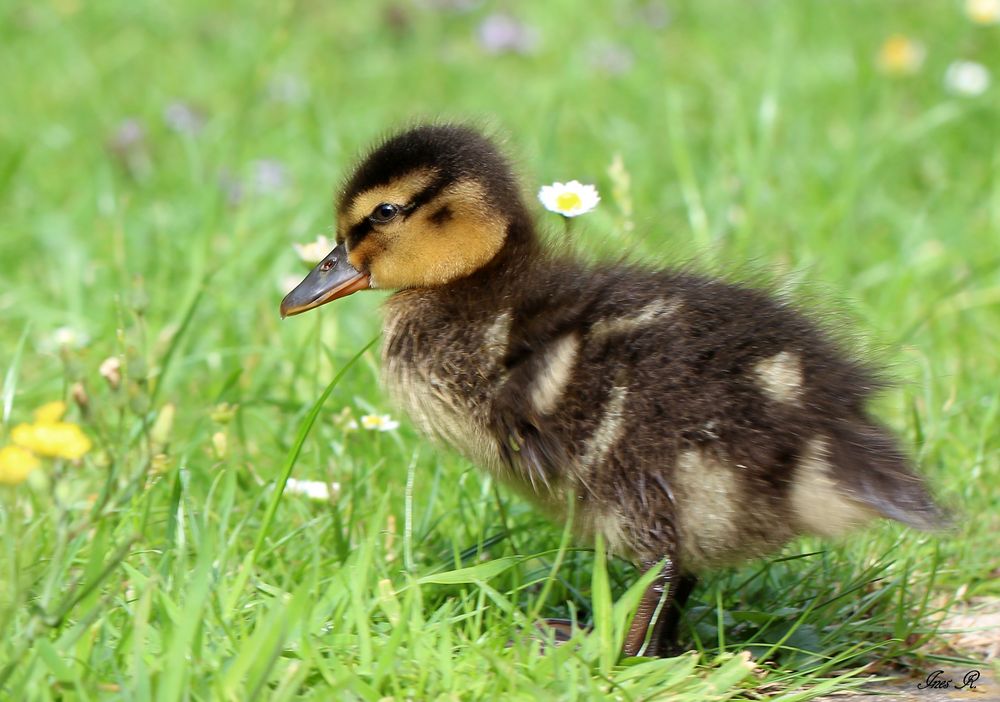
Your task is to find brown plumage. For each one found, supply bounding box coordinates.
[281,124,948,657]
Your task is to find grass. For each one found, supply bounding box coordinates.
[1,0,998,698]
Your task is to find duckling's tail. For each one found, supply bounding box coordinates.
[828,421,953,531]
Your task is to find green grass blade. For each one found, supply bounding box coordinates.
[591,533,614,676]
[249,335,378,565]
[418,556,520,585]
[1,323,30,425]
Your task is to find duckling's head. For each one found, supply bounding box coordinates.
[281,124,531,317]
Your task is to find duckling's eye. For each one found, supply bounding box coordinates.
[370,203,400,224]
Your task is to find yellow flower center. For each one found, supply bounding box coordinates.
[555,192,583,212]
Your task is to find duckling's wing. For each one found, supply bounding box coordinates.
[493,412,569,493]
[489,361,573,492]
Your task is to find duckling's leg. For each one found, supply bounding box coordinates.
[650,573,697,656]
[622,559,696,658]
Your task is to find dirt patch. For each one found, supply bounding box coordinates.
[814,597,1000,702]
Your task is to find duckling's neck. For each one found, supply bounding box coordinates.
[384,207,545,318]
[451,210,543,298]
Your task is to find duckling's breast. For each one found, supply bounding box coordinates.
[381,293,508,474]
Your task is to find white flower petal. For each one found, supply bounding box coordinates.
[49,326,90,351]
[537,180,601,217]
[945,61,991,96]
[360,413,400,432]
[292,234,334,265]
[285,478,340,501]
[967,0,1000,24]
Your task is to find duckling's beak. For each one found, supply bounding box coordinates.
[280,243,370,318]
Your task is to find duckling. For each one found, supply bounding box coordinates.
[280,124,948,657]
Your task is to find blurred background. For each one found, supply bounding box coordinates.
[1,0,998,697]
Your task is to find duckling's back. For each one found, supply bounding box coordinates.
[381,260,947,572]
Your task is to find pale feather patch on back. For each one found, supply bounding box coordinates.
[672,449,738,569]
[579,385,627,472]
[530,333,580,415]
[483,310,512,363]
[589,298,682,343]
[791,437,876,537]
[754,351,803,404]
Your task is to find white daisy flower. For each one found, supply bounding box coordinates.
[284,478,340,501]
[48,326,90,351]
[967,0,1000,25]
[292,234,334,265]
[538,180,600,217]
[360,414,400,432]
[945,61,991,96]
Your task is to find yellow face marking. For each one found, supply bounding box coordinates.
[352,177,508,289]
[341,168,439,235]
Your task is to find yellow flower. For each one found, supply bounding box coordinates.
[967,0,1000,25]
[0,445,41,485]
[34,401,67,424]
[12,421,92,460]
[876,35,925,76]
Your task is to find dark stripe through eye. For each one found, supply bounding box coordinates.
[405,174,454,214]
[348,173,455,248]
[346,219,373,248]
